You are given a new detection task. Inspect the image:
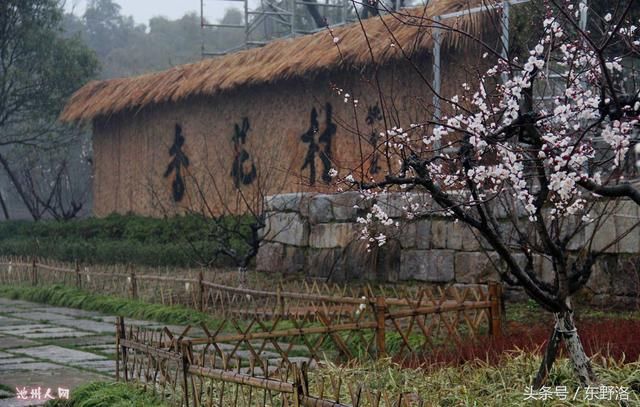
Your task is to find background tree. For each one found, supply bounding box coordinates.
[335,0,640,387]
[0,0,98,220]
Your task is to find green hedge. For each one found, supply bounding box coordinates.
[0,214,253,267]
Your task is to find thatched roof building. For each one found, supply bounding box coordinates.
[61,0,495,217]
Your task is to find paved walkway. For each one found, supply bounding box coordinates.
[0,298,318,406]
[0,298,181,406]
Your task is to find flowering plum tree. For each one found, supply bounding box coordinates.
[334,0,640,386]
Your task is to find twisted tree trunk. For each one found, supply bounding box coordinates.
[534,308,597,388]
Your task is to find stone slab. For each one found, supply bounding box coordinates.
[53,319,115,334]
[0,307,40,315]
[309,223,359,249]
[308,195,334,224]
[264,193,310,213]
[0,324,95,339]
[7,312,74,322]
[20,328,94,340]
[49,335,114,347]
[71,359,115,374]
[0,358,36,366]
[400,250,455,283]
[0,325,50,335]
[79,344,116,353]
[0,316,34,326]
[0,398,49,406]
[0,336,40,350]
[0,362,62,372]
[0,367,106,399]
[0,299,40,308]
[13,346,105,364]
[263,212,309,246]
[256,242,286,273]
[29,307,102,318]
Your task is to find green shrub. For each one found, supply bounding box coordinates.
[0,214,253,267]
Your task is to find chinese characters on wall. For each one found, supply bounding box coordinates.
[230,117,257,188]
[164,124,190,202]
[300,103,336,185]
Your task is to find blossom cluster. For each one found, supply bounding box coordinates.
[337,1,640,246]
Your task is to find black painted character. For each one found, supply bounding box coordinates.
[300,103,336,185]
[231,117,257,188]
[164,124,190,202]
[366,104,383,174]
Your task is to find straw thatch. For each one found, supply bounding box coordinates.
[61,1,490,123]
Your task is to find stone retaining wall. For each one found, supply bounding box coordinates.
[256,192,640,307]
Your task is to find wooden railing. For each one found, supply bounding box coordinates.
[116,298,501,407]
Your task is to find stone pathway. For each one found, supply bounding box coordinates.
[0,298,177,407]
[0,298,319,406]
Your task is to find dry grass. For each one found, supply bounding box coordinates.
[60,0,493,123]
[310,353,640,406]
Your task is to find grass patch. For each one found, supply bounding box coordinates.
[312,352,640,406]
[45,381,170,407]
[0,284,221,327]
[0,383,14,398]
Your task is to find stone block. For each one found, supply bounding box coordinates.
[430,220,449,249]
[414,219,431,249]
[454,252,500,284]
[19,345,105,364]
[398,222,417,249]
[264,193,311,214]
[256,242,285,272]
[305,248,341,279]
[586,219,618,253]
[376,193,407,219]
[611,259,640,296]
[372,239,401,282]
[614,200,640,253]
[309,195,334,224]
[328,191,369,221]
[309,223,359,249]
[585,256,614,294]
[460,225,483,251]
[533,255,555,285]
[283,245,306,274]
[446,221,464,250]
[567,228,585,251]
[400,250,454,283]
[264,212,309,246]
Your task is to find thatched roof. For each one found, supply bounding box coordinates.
[61,0,489,123]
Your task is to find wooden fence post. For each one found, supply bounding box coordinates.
[197,270,204,312]
[115,316,121,381]
[276,284,284,316]
[117,316,128,381]
[31,257,37,286]
[180,340,190,407]
[75,260,81,289]
[374,296,387,358]
[129,269,137,300]
[291,363,302,407]
[488,282,503,338]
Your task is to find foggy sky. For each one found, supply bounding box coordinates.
[64,0,232,26]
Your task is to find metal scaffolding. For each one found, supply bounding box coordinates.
[200,0,354,57]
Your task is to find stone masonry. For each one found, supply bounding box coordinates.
[257,192,640,307]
